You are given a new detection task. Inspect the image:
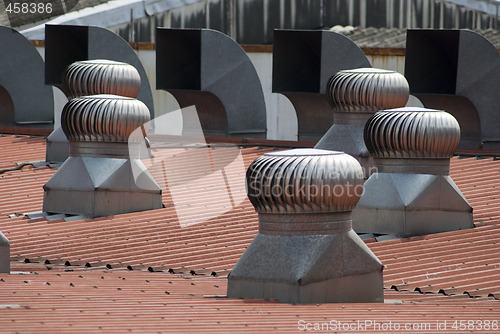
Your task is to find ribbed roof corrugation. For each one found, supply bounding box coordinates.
[0,135,269,275]
[370,224,500,298]
[331,26,500,49]
[449,156,500,226]
[0,135,46,170]
[0,266,498,333]
[0,135,500,308]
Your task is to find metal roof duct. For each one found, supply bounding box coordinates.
[228,149,383,303]
[353,107,473,237]
[0,231,9,274]
[43,60,162,218]
[272,29,371,141]
[156,28,266,138]
[405,29,500,150]
[316,68,409,174]
[0,26,53,127]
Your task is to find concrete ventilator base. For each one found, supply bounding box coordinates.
[45,127,69,163]
[0,231,10,273]
[43,156,162,218]
[352,173,474,237]
[315,123,375,178]
[227,230,384,304]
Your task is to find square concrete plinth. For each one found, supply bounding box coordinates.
[227,230,383,304]
[0,231,10,273]
[43,156,162,217]
[352,173,473,236]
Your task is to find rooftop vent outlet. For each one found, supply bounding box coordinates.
[315,68,409,175]
[352,107,473,237]
[0,26,53,128]
[0,231,9,274]
[405,29,500,150]
[227,149,383,303]
[272,29,371,141]
[156,28,266,138]
[42,60,162,218]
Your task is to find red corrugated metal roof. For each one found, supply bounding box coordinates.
[0,134,500,332]
[1,265,498,333]
[370,224,500,298]
[449,156,500,226]
[0,135,46,170]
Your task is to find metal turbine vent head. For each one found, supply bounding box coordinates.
[246,148,364,214]
[62,59,141,99]
[327,68,409,112]
[364,107,461,159]
[61,95,150,143]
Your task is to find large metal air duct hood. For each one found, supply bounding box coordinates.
[405,29,500,150]
[272,29,372,141]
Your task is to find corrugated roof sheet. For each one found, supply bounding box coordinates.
[0,134,46,170]
[1,266,498,333]
[0,134,500,331]
[330,26,500,49]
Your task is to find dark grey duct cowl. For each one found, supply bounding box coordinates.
[272,30,372,141]
[0,231,9,274]
[228,149,383,303]
[43,69,162,218]
[316,68,409,175]
[353,107,473,236]
[156,28,266,138]
[0,26,53,128]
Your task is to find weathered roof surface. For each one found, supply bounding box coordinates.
[330,26,500,49]
[370,224,500,298]
[1,265,499,333]
[0,134,500,331]
[0,134,46,170]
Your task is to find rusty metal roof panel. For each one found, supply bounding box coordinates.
[0,135,46,170]
[0,267,499,333]
[331,26,500,50]
[1,134,500,330]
